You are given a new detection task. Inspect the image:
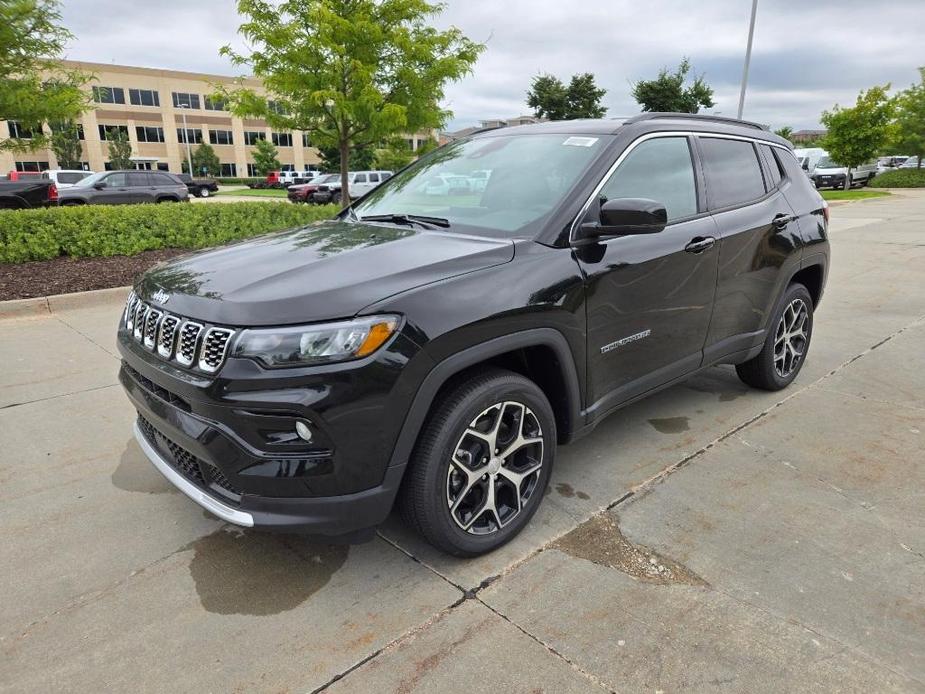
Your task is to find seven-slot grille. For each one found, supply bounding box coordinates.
[122,292,235,373]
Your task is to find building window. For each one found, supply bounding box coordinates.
[129,88,160,107]
[301,132,311,148]
[267,100,288,115]
[244,131,266,145]
[172,92,201,109]
[219,163,237,177]
[92,86,126,104]
[177,128,203,144]
[209,129,234,146]
[204,95,227,111]
[7,121,35,139]
[405,138,416,151]
[246,163,259,177]
[14,161,49,172]
[272,132,293,147]
[135,126,165,143]
[98,124,130,141]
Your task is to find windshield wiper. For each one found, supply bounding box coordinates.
[360,213,451,229]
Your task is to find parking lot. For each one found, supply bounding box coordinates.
[1,191,923,692]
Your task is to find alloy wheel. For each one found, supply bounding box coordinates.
[774,298,809,378]
[446,401,544,535]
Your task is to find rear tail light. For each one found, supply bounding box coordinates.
[822,200,830,225]
[48,183,58,203]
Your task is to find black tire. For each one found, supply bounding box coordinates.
[155,197,177,204]
[331,191,342,205]
[198,187,210,198]
[736,283,814,391]
[399,368,556,557]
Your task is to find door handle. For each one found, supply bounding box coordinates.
[685,236,716,254]
[772,213,795,229]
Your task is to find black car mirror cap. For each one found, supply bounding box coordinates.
[576,198,668,241]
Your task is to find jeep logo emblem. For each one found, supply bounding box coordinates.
[151,289,170,305]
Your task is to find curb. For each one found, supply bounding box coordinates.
[0,285,130,321]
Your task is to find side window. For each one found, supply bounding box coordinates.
[152,173,174,186]
[759,144,783,188]
[106,173,128,187]
[699,138,766,209]
[598,137,698,222]
[127,172,150,187]
[368,173,379,183]
[354,173,367,183]
[381,172,392,180]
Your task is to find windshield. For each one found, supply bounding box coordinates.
[316,174,339,184]
[815,157,842,168]
[352,133,611,235]
[72,171,109,187]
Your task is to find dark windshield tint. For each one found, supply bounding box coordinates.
[353,134,611,235]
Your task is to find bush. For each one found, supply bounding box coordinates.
[215,177,263,186]
[870,168,925,188]
[0,202,338,264]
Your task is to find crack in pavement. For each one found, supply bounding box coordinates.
[53,314,121,360]
[0,382,120,410]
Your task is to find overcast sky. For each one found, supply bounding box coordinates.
[58,0,923,131]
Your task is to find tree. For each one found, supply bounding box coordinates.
[251,137,280,175]
[317,141,375,172]
[106,129,133,170]
[50,121,82,169]
[191,141,221,176]
[892,67,925,168]
[416,136,439,156]
[374,139,414,171]
[820,85,895,189]
[774,126,794,142]
[631,58,715,113]
[220,0,483,205]
[527,72,607,120]
[0,0,88,151]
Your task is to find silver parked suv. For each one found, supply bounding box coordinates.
[57,170,189,205]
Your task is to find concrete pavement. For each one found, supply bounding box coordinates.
[1,190,923,693]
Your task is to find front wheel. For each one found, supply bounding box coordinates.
[736,283,814,390]
[399,368,556,557]
[199,187,210,198]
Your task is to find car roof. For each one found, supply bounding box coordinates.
[472,113,792,148]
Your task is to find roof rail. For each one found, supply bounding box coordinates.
[624,112,769,131]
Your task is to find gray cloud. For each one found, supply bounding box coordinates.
[59,0,923,131]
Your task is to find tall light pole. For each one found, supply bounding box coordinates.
[179,104,194,175]
[737,0,759,119]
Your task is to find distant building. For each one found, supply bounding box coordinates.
[791,129,827,143]
[441,115,545,143]
[0,60,436,175]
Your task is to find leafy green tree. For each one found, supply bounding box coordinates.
[191,141,221,176]
[774,126,794,142]
[106,128,133,170]
[416,136,439,156]
[527,72,607,120]
[0,0,89,151]
[50,121,82,169]
[892,67,925,168]
[251,137,280,175]
[317,141,375,172]
[631,58,715,113]
[821,85,895,189]
[374,139,414,171]
[220,0,483,205]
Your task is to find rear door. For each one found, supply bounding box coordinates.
[126,171,153,202]
[576,135,720,411]
[699,136,804,361]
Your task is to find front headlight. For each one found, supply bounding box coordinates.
[231,315,401,368]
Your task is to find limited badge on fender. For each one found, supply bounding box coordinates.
[601,329,651,354]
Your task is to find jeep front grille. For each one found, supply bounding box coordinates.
[122,293,235,374]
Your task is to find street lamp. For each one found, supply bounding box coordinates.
[178,103,194,175]
[737,0,759,119]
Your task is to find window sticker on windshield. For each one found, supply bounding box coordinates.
[562,136,598,147]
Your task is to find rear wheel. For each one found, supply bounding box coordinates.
[199,187,210,198]
[736,283,813,390]
[399,368,556,556]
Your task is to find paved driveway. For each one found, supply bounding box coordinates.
[2,192,923,693]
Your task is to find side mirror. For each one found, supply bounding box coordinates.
[577,198,668,241]
[93,182,107,190]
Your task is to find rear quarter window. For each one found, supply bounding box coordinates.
[700,137,766,209]
[758,144,783,188]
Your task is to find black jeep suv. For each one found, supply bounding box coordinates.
[118,114,829,556]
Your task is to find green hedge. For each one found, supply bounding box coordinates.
[0,202,338,264]
[870,168,925,188]
[215,177,263,186]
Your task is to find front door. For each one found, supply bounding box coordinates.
[94,172,135,204]
[574,135,719,414]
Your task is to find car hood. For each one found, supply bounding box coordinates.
[814,167,847,175]
[136,220,515,326]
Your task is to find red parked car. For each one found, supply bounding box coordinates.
[287,173,339,203]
